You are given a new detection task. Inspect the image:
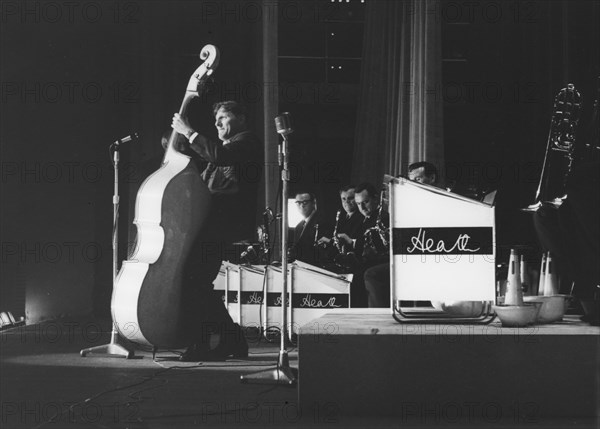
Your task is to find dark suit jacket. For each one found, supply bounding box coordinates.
[354,209,390,266]
[291,210,332,266]
[187,130,263,244]
[338,211,364,239]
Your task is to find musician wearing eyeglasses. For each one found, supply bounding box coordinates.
[289,192,332,266]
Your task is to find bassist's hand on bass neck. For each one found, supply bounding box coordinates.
[159,113,196,152]
[172,113,197,142]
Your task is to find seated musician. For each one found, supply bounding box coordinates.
[290,192,331,266]
[170,100,263,361]
[334,182,389,307]
[317,185,365,257]
[363,162,438,308]
[406,161,439,185]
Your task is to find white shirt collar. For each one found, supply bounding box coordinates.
[304,209,316,224]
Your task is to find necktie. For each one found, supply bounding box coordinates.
[297,220,306,237]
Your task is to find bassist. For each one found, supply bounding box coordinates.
[170,100,263,361]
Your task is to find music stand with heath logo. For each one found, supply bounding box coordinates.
[388,176,496,323]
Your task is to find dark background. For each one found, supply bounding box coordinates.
[0,0,265,321]
[1,0,598,322]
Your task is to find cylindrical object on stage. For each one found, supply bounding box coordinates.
[496,279,507,299]
[505,249,524,306]
[543,252,560,296]
[537,253,547,296]
[520,255,532,295]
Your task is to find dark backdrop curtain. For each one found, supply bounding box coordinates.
[352,0,444,186]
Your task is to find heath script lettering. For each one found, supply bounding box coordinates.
[406,228,480,254]
[300,294,342,308]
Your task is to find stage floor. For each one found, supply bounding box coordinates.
[0,318,301,429]
[299,310,599,428]
[1,315,598,428]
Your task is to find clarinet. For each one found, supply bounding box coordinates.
[332,210,343,253]
[261,209,271,263]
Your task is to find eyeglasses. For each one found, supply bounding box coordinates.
[295,200,313,207]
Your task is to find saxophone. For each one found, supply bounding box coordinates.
[330,209,358,270]
[362,192,389,259]
[260,208,272,263]
[524,83,583,211]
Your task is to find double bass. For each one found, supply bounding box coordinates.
[111,45,219,348]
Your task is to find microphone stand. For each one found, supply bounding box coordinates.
[241,130,297,385]
[81,142,134,358]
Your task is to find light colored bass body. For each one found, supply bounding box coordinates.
[110,45,220,348]
[111,149,210,347]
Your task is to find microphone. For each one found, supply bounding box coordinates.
[114,133,139,145]
[274,112,293,136]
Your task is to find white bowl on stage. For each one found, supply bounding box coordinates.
[523,295,570,324]
[492,303,542,327]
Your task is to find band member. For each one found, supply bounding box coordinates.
[317,185,365,255]
[335,182,389,307]
[170,100,263,360]
[290,192,331,266]
[407,161,438,185]
[364,162,438,308]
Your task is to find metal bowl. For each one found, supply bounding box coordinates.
[523,295,570,324]
[492,303,542,327]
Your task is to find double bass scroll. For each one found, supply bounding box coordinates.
[111,45,219,348]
